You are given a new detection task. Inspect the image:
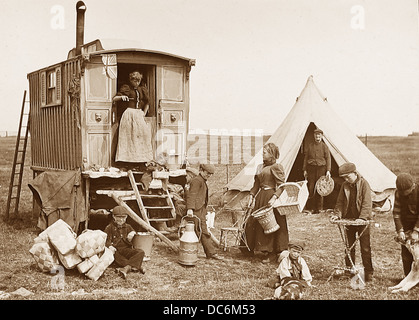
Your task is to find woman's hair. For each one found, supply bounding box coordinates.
[129,71,143,81]
[264,142,280,160]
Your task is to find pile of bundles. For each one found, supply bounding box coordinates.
[29,219,114,281]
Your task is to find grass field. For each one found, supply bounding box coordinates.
[0,135,419,301]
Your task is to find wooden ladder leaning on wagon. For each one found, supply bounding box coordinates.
[6,90,30,221]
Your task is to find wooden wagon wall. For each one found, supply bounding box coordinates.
[28,58,83,171]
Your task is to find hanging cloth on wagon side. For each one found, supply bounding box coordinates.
[28,170,87,232]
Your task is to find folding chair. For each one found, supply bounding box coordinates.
[219,206,252,251]
[327,217,372,286]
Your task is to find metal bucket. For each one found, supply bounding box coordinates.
[252,205,280,234]
[132,232,154,261]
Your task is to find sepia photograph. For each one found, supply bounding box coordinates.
[0,0,418,307]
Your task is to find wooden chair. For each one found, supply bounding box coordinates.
[219,207,252,251]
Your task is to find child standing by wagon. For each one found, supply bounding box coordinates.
[186,163,223,260]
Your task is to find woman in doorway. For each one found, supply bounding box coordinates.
[243,143,289,263]
[113,71,153,164]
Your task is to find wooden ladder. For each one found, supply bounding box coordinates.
[128,170,176,223]
[127,170,150,224]
[5,90,30,221]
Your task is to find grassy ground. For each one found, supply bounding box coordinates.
[362,135,419,178]
[0,135,419,301]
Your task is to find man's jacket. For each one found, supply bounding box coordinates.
[392,184,419,232]
[334,175,372,220]
[186,174,208,211]
[303,140,331,171]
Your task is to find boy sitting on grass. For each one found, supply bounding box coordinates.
[267,242,312,299]
[275,242,312,287]
[105,206,145,279]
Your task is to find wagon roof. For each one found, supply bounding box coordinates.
[69,38,196,66]
[28,39,195,76]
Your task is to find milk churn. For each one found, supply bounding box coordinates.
[178,216,201,266]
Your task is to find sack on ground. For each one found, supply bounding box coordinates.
[85,247,114,281]
[76,254,100,274]
[33,230,49,244]
[76,229,107,259]
[29,241,61,273]
[45,219,77,255]
[58,249,82,269]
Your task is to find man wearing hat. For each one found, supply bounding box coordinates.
[303,128,331,214]
[186,163,223,260]
[104,205,146,279]
[334,162,374,281]
[392,173,419,276]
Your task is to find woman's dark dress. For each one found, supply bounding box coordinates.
[244,162,289,255]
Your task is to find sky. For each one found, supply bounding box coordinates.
[0,0,418,136]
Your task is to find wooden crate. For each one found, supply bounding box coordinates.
[273,181,309,215]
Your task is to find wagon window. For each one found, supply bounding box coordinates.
[48,72,56,88]
[47,70,56,105]
[162,66,184,101]
[42,66,62,107]
[85,64,110,101]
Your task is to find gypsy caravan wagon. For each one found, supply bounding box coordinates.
[24,2,195,234]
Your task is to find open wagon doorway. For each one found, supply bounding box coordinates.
[111,63,157,169]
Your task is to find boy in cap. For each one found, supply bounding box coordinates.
[104,205,145,279]
[266,242,312,300]
[186,163,223,260]
[303,128,331,214]
[333,162,374,281]
[275,242,312,286]
[392,173,419,276]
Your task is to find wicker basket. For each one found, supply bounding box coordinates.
[316,176,334,197]
[252,205,280,234]
[273,181,309,215]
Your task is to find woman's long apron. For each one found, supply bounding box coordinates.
[116,108,153,162]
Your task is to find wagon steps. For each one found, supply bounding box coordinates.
[96,170,179,252]
[111,192,179,253]
[127,170,177,224]
[95,189,179,253]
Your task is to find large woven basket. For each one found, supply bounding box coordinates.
[252,205,280,234]
[272,181,309,215]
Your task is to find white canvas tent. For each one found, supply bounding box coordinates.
[224,75,396,210]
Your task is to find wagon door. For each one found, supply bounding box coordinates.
[157,65,190,167]
[82,57,116,168]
